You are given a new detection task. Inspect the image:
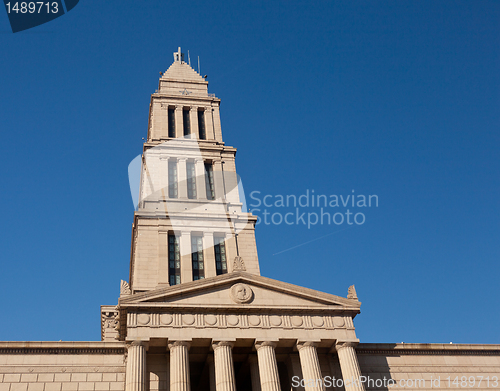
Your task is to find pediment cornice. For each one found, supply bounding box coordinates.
[118,272,361,313]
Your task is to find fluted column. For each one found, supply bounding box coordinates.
[190,106,199,139]
[297,342,324,391]
[255,342,280,391]
[203,232,217,278]
[248,355,261,391]
[212,341,237,391]
[125,341,147,391]
[335,341,365,391]
[204,106,215,140]
[169,341,191,391]
[195,159,207,200]
[174,106,183,138]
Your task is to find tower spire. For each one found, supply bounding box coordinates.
[173,46,184,63]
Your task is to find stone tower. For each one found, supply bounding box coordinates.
[101,48,365,391]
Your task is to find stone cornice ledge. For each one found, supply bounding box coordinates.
[119,271,361,310]
[357,343,500,355]
[0,341,126,355]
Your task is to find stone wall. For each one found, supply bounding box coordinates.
[0,342,126,391]
[357,343,500,391]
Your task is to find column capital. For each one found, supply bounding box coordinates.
[334,340,359,351]
[126,340,149,349]
[296,341,319,351]
[168,340,191,350]
[212,340,235,350]
[255,341,278,351]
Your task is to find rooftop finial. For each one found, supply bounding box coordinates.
[173,47,184,63]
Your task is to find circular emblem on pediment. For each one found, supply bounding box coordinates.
[160,314,173,325]
[204,314,217,326]
[229,283,253,304]
[182,314,195,326]
[137,314,150,325]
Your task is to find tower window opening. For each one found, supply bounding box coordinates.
[168,108,176,138]
[168,234,181,285]
[186,161,197,199]
[198,110,206,140]
[191,235,204,280]
[168,160,178,199]
[205,162,215,200]
[183,108,191,136]
[214,236,227,275]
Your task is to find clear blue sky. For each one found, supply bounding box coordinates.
[0,1,499,344]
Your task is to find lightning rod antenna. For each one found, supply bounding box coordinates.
[198,56,200,74]
[188,50,191,66]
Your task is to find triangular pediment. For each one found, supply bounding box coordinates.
[119,272,360,313]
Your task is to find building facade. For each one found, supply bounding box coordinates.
[1,49,499,391]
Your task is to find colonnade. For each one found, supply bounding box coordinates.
[125,340,365,391]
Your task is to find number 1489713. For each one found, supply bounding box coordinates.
[6,2,59,13]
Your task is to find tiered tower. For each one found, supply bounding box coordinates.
[101,48,364,391]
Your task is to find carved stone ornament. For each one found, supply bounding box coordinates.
[347,284,358,300]
[232,256,246,271]
[120,280,132,296]
[229,283,253,304]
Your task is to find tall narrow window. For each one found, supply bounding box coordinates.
[186,161,197,199]
[168,160,178,199]
[168,108,176,138]
[168,234,181,285]
[214,237,227,275]
[183,108,190,136]
[191,235,204,280]
[205,162,215,200]
[198,110,206,140]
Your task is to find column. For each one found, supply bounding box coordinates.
[225,232,237,273]
[297,342,324,391]
[204,232,217,278]
[248,355,261,391]
[213,160,225,202]
[180,231,192,283]
[212,341,237,391]
[175,106,183,138]
[335,341,365,391]
[190,106,199,139]
[178,158,188,199]
[205,106,215,140]
[169,341,191,391]
[125,341,147,391]
[212,104,223,142]
[255,342,280,391]
[195,159,207,200]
